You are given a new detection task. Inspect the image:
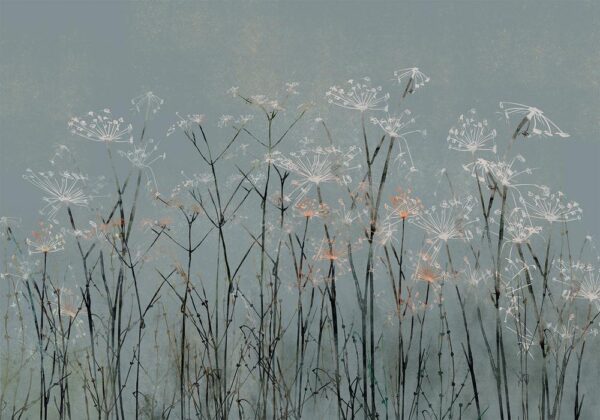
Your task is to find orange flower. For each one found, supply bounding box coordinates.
[295,199,329,219]
[416,263,441,284]
[389,188,422,220]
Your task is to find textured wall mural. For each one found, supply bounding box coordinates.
[1,2,599,419]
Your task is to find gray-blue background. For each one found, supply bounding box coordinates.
[1,2,600,418]
[1,1,599,238]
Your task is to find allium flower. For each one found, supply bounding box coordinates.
[499,102,570,139]
[68,109,133,143]
[521,190,582,224]
[447,109,497,154]
[326,77,389,112]
[371,110,424,170]
[394,67,430,97]
[131,91,164,120]
[26,223,65,255]
[24,169,90,219]
[118,139,166,192]
[274,146,361,202]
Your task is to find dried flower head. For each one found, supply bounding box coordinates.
[447,109,497,154]
[68,109,133,143]
[118,139,166,192]
[131,91,164,120]
[500,207,542,246]
[558,262,600,306]
[394,67,430,97]
[326,77,389,112]
[521,190,582,224]
[26,222,65,255]
[274,146,360,202]
[54,288,86,319]
[415,253,442,285]
[410,196,477,246]
[500,102,570,139]
[166,112,206,136]
[315,238,347,263]
[387,188,422,221]
[465,155,541,192]
[295,199,329,219]
[24,169,91,219]
[371,110,425,170]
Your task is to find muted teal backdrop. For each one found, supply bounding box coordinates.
[1,1,599,237]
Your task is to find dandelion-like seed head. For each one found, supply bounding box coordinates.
[54,288,86,319]
[370,110,416,138]
[371,111,424,171]
[294,199,329,219]
[0,216,21,229]
[414,252,442,285]
[394,67,430,96]
[167,112,206,136]
[275,146,360,203]
[387,188,422,221]
[521,190,582,224]
[68,109,133,143]
[23,169,91,220]
[447,109,497,154]
[316,238,347,263]
[465,155,538,191]
[500,102,570,139]
[326,77,389,113]
[118,139,166,192]
[461,256,491,288]
[285,82,300,95]
[501,207,542,245]
[410,196,477,245]
[26,222,65,255]
[568,267,600,305]
[131,91,164,120]
[371,220,398,248]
